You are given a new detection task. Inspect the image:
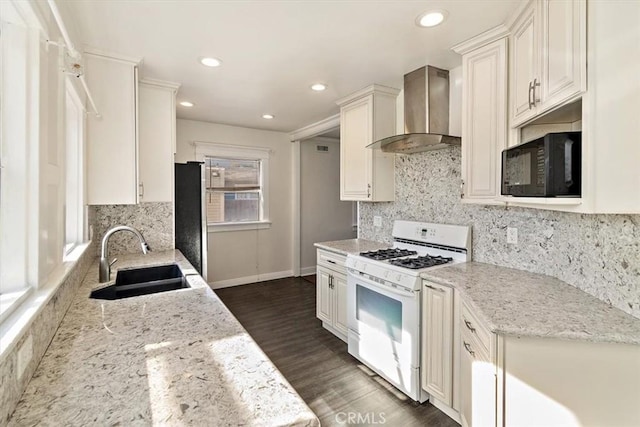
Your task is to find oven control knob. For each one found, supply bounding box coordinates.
[395,274,402,281]
[362,264,367,272]
[383,270,389,278]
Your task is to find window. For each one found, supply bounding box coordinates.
[0,2,39,321]
[63,81,85,255]
[205,157,261,223]
[195,142,270,232]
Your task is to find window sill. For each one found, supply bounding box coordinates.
[0,289,32,326]
[207,221,272,233]
[0,241,92,358]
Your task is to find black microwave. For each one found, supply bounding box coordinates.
[501,132,581,197]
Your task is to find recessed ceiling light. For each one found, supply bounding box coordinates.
[416,10,448,28]
[262,114,274,120]
[311,83,327,91]
[199,57,222,67]
[179,101,194,107]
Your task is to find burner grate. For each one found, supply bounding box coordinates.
[359,248,418,261]
[388,255,453,270]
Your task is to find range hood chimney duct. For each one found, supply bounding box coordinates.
[368,66,461,153]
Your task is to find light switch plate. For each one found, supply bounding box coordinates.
[373,216,382,227]
[507,227,518,245]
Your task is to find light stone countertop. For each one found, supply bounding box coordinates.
[422,262,640,345]
[314,238,389,256]
[8,251,319,426]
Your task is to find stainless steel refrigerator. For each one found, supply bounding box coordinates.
[175,162,208,280]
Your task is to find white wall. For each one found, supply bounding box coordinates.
[176,119,293,286]
[300,138,355,274]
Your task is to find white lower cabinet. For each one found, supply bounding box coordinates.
[424,293,640,427]
[422,281,454,406]
[316,249,348,342]
[459,300,497,427]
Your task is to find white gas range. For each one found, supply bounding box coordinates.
[346,220,471,402]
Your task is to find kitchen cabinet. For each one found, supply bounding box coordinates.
[453,29,508,204]
[508,0,586,128]
[336,85,399,202]
[138,79,180,202]
[499,336,640,426]
[85,52,139,205]
[454,1,640,213]
[316,249,348,341]
[421,281,454,407]
[459,300,497,427]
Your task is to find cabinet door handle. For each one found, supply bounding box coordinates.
[528,81,534,109]
[464,319,476,333]
[327,259,336,265]
[425,284,445,292]
[139,182,144,198]
[329,275,333,289]
[532,78,541,106]
[367,183,371,199]
[463,341,475,357]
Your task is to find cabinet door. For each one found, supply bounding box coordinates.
[86,54,138,205]
[340,95,373,201]
[510,1,538,127]
[539,0,586,109]
[138,84,176,202]
[316,267,333,324]
[333,272,349,336]
[461,38,507,203]
[422,283,454,405]
[460,335,496,427]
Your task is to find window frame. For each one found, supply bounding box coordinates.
[194,142,271,233]
[63,78,86,256]
[0,1,42,322]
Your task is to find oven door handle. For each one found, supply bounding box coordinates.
[347,270,416,298]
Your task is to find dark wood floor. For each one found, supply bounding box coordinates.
[216,277,458,427]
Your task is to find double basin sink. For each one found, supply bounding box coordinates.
[90,264,190,300]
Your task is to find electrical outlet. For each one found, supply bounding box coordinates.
[507,227,518,245]
[373,216,382,227]
[17,334,33,379]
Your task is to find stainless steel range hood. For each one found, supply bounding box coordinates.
[368,66,461,153]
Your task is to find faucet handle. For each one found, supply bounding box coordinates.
[109,258,118,267]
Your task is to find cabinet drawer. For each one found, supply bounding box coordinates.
[317,249,346,273]
[461,300,493,356]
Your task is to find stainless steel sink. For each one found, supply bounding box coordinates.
[90,264,189,300]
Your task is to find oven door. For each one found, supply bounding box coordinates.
[346,269,421,399]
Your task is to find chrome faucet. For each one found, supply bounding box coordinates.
[99,225,151,282]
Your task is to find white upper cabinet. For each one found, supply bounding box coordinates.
[509,0,586,128]
[336,85,399,202]
[453,28,509,204]
[510,2,539,126]
[85,52,139,205]
[138,79,179,202]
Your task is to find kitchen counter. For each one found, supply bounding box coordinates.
[8,251,319,426]
[314,238,388,256]
[422,262,640,345]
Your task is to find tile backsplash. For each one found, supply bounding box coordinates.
[359,147,640,319]
[90,202,174,256]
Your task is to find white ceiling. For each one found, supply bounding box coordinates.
[61,0,520,133]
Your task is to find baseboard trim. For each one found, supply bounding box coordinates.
[299,266,316,276]
[209,270,294,289]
